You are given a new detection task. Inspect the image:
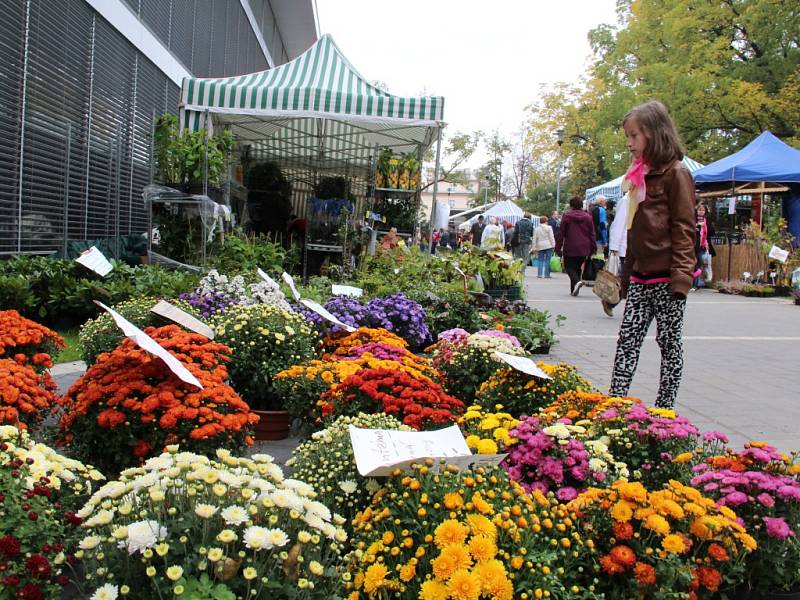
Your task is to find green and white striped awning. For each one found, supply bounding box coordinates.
[179,35,445,175]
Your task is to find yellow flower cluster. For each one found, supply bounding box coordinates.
[458,405,520,453]
[540,390,640,423]
[346,461,597,600]
[476,364,593,418]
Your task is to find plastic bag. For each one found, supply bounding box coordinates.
[550,255,562,273]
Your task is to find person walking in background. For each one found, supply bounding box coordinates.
[693,203,715,290]
[555,196,597,295]
[512,212,535,261]
[601,192,630,316]
[504,221,515,252]
[593,196,609,253]
[470,215,485,246]
[548,211,561,237]
[609,100,697,409]
[481,216,505,250]
[532,214,556,278]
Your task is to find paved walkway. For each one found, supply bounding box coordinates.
[525,268,800,454]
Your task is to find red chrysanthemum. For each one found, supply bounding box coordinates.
[0,534,21,558]
[25,554,51,579]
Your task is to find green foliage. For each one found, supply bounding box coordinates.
[526,0,800,195]
[53,327,81,364]
[180,575,236,600]
[78,297,160,365]
[154,113,234,186]
[489,308,564,354]
[209,229,287,275]
[0,257,198,326]
[409,289,483,338]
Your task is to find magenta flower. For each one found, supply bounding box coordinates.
[763,516,795,540]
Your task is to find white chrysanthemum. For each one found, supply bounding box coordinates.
[304,500,331,522]
[194,503,219,519]
[250,454,275,463]
[588,458,608,472]
[90,583,119,600]
[242,526,271,550]
[217,471,243,488]
[543,423,571,440]
[79,535,102,550]
[338,480,357,494]
[119,520,167,554]
[131,472,160,492]
[266,528,289,548]
[84,509,114,528]
[260,463,284,482]
[220,505,249,526]
[94,481,129,500]
[283,479,314,497]
[269,490,303,511]
[303,512,325,531]
[143,454,174,471]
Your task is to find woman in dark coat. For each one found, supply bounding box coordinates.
[555,196,597,295]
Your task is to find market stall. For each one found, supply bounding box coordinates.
[178,34,446,275]
[458,200,525,230]
[585,156,704,203]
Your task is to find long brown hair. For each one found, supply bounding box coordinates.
[623,100,684,168]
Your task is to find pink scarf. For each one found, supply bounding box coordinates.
[698,216,708,250]
[623,157,650,229]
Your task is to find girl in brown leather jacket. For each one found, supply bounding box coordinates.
[609,101,697,409]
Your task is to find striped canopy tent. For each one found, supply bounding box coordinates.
[179,34,445,179]
[585,156,705,203]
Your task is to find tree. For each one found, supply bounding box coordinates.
[525,0,800,196]
[422,131,482,192]
[508,126,535,200]
[476,131,512,203]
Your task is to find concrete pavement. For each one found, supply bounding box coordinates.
[526,268,800,454]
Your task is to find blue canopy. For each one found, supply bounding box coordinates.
[693,131,800,184]
[585,156,704,202]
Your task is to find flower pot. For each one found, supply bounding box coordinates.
[251,409,291,441]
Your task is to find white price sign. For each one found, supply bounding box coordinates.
[95,301,203,389]
[332,284,363,298]
[150,300,215,339]
[281,272,301,301]
[75,246,113,277]
[257,268,279,287]
[494,352,552,379]
[300,299,357,333]
[349,425,472,476]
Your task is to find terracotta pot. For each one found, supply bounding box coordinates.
[251,409,291,441]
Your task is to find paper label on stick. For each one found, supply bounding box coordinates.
[95,301,203,389]
[150,300,215,339]
[76,246,113,276]
[349,425,473,476]
[728,196,737,215]
[475,272,485,290]
[257,268,279,288]
[332,284,363,298]
[300,299,357,333]
[768,245,789,263]
[494,352,552,379]
[281,272,301,301]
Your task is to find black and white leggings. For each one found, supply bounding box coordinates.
[609,282,686,408]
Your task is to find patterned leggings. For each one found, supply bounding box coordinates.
[609,282,687,408]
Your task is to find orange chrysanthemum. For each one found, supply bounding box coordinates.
[0,358,59,429]
[634,561,656,586]
[609,545,637,568]
[58,325,257,472]
[0,310,64,372]
[613,521,634,541]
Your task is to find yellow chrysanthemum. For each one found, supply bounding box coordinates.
[473,559,508,594]
[475,438,499,454]
[644,514,671,536]
[465,435,480,449]
[446,569,481,600]
[466,514,497,540]
[615,481,647,503]
[662,534,686,554]
[471,492,493,515]
[419,580,448,600]
[468,535,497,562]
[363,563,389,595]
[399,563,415,582]
[610,500,634,522]
[443,493,464,511]
[434,520,469,548]
[432,544,472,581]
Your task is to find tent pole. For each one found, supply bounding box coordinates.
[428,126,443,253]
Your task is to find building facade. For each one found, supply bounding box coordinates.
[0,0,317,255]
[419,169,484,228]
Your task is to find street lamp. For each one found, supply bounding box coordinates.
[555,128,565,214]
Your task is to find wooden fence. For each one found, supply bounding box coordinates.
[711,241,770,283]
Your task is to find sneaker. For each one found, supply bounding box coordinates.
[571,282,583,297]
[602,300,614,317]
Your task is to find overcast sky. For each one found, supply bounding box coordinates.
[315,0,618,167]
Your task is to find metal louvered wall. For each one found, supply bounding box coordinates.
[0,0,280,255]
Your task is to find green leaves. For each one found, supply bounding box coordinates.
[180,574,236,600]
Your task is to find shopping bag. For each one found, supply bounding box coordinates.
[549,255,562,273]
[607,252,621,277]
[592,269,621,304]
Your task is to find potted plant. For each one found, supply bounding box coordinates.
[211,304,318,440]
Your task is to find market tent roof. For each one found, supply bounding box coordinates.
[693,131,800,185]
[179,34,445,176]
[459,200,524,229]
[585,156,704,202]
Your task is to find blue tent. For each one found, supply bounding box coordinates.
[693,131,800,184]
[585,156,704,202]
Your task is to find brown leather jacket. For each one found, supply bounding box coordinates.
[621,158,697,298]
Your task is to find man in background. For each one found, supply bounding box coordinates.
[470,215,485,245]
